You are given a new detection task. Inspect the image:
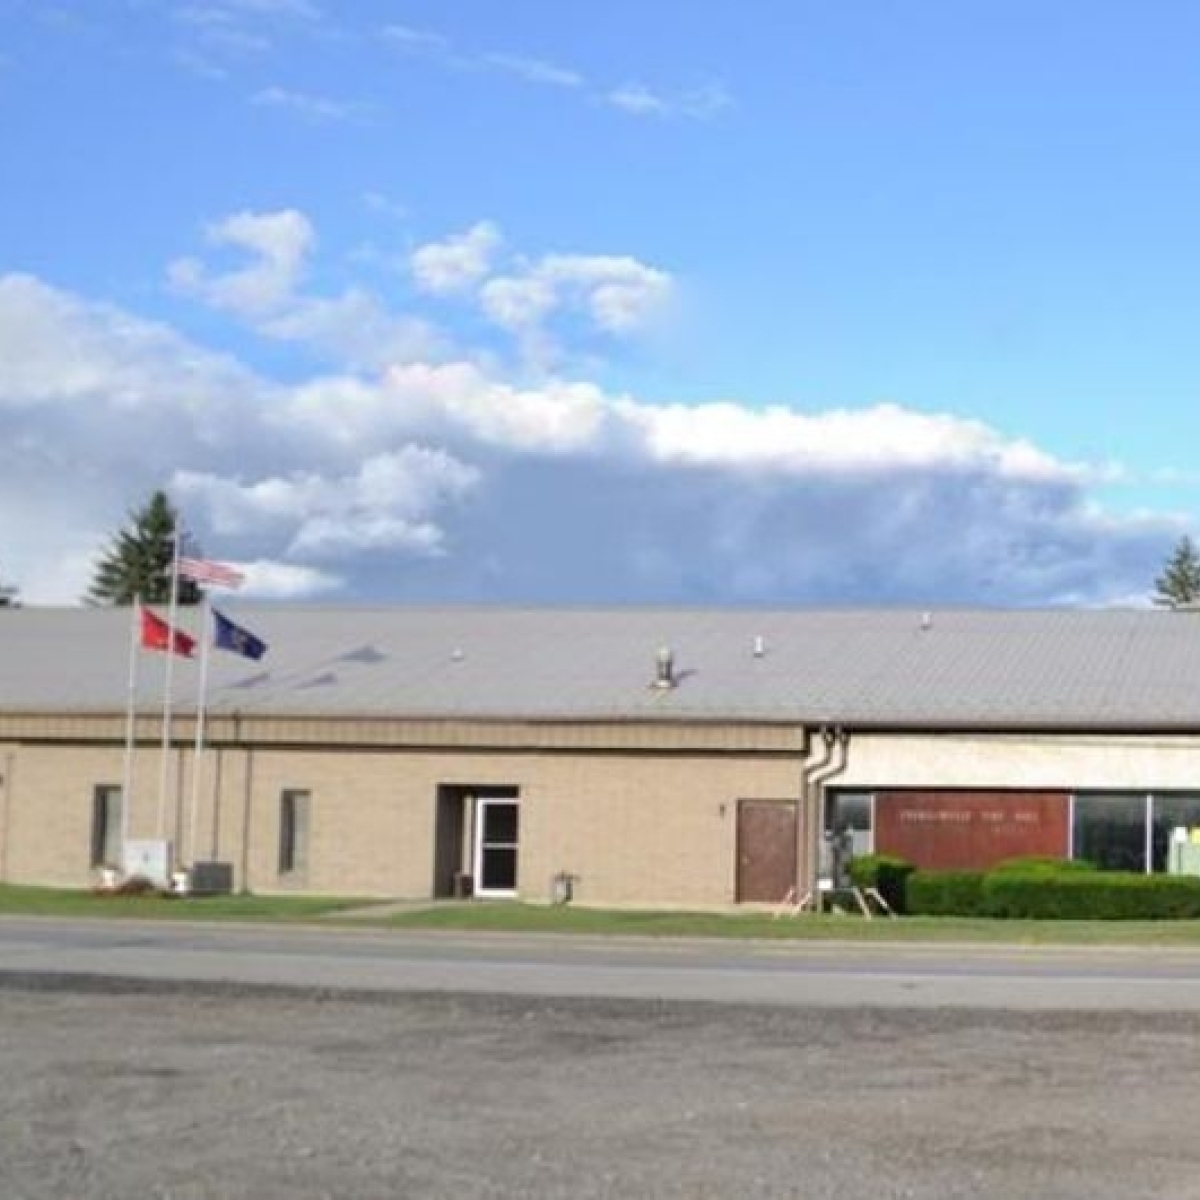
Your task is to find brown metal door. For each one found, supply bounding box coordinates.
[737,799,797,903]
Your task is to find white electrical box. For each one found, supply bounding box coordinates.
[122,840,172,889]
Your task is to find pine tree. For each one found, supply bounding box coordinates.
[86,491,204,606]
[1152,535,1200,609]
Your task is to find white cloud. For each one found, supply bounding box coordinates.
[541,254,673,333]
[234,559,342,599]
[171,208,441,368]
[177,0,320,25]
[170,208,315,317]
[476,251,674,359]
[410,222,502,294]
[256,289,441,370]
[0,272,260,421]
[604,82,731,120]
[223,0,321,17]
[174,208,669,370]
[0,274,273,602]
[380,23,449,51]
[478,274,558,332]
[605,84,668,117]
[385,362,612,453]
[172,6,273,62]
[173,448,479,561]
[170,0,322,75]
[290,513,445,556]
[252,85,367,123]
[0,268,1183,610]
[483,53,584,89]
[377,24,730,122]
[362,191,409,220]
[275,361,612,457]
[616,399,1078,480]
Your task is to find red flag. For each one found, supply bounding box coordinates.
[140,607,196,658]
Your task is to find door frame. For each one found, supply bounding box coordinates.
[735,798,798,903]
[473,796,520,898]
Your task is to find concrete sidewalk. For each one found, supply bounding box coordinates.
[326,899,446,919]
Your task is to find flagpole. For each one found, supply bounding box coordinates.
[189,594,212,866]
[121,596,141,865]
[157,521,182,845]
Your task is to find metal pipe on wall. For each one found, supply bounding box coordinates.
[798,726,851,912]
[0,749,12,883]
[797,727,834,905]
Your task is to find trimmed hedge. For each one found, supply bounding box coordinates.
[843,852,1200,919]
[879,859,1200,919]
[878,864,1200,916]
[989,856,1098,875]
[848,854,915,914]
[982,871,1200,920]
[906,869,986,917]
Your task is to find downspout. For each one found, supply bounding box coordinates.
[798,725,851,912]
[798,727,835,906]
[0,749,12,883]
[233,709,253,895]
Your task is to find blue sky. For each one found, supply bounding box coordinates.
[2,0,1198,605]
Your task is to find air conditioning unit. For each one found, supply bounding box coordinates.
[188,861,234,895]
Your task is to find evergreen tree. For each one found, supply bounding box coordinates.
[0,571,17,607]
[1152,535,1200,609]
[86,491,204,606]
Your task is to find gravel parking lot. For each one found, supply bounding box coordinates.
[3,975,1200,1199]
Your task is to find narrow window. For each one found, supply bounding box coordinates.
[91,785,123,868]
[279,789,310,875]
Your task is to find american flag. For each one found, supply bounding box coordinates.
[178,555,245,589]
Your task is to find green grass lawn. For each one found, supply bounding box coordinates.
[375,901,1200,945]
[6,884,1200,945]
[0,883,368,922]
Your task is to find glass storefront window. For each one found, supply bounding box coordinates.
[827,791,873,858]
[1151,795,1200,873]
[838,790,1200,875]
[1071,794,1146,872]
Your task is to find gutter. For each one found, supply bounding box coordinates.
[798,725,850,912]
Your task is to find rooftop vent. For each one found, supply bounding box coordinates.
[920,612,933,632]
[753,635,766,658]
[653,645,676,690]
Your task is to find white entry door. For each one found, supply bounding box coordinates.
[473,798,519,897]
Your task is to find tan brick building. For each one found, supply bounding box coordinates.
[4,606,1200,903]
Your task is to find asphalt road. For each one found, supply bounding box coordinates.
[7,919,1200,1197]
[4,915,1200,1009]
[5,977,1200,1198]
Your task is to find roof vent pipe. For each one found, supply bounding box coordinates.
[654,645,676,689]
[753,635,766,658]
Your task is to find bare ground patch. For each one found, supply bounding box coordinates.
[2,976,1200,1198]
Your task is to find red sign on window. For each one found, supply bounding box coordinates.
[875,790,1070,870]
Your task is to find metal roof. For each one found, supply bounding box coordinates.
[3,605,1200,730]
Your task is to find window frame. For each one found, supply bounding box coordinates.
[278,788,311,876]
[90,784,123,869]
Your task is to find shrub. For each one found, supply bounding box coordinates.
[982,870,1200,919]
[907,870,987,916]
[848,853,915,914]
[989,856,1097,875]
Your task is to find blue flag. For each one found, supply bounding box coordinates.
[212,608,268,661]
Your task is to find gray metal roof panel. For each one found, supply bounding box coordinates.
[4,605,1200,729]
